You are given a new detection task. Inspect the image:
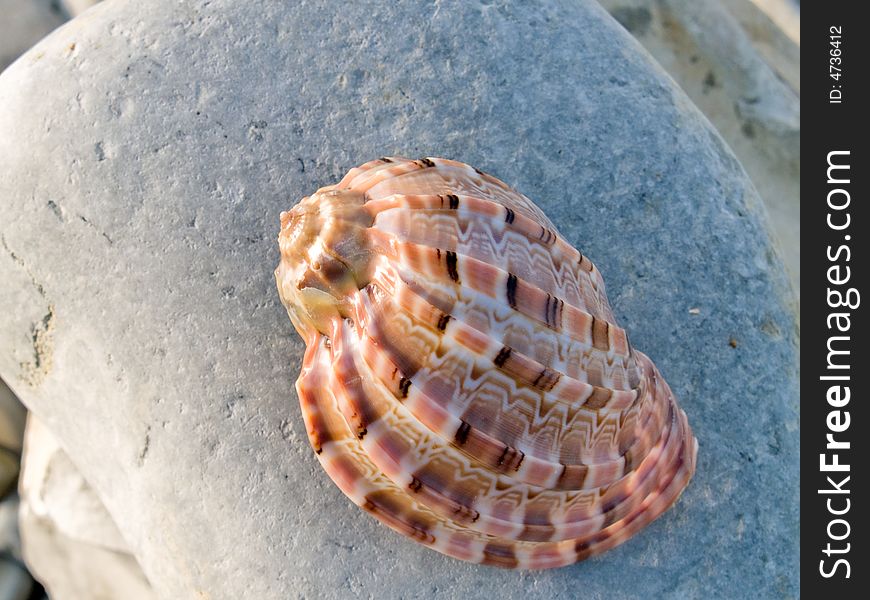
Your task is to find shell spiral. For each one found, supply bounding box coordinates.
[276,157,697,569]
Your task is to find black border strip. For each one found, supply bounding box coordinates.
[802,4,867,595]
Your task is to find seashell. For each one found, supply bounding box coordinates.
[275,157,697,569]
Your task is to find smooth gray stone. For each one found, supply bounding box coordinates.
[599,0,801,295]
[0,0,798,598]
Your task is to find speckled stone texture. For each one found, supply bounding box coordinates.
[599,0,801,295]
[0,0,798,598]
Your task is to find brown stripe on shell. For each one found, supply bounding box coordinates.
[506,273,519,308]
[520,521,558,542]
[359,287,424,380]
[556,464,589,490]
[483,542,520,569]
[487,447,527,478]
[577,253,594,273]
[584,387,613,410]
[455,421,472,445]
[545,293,563,328]
[445,250,460,282]
[538,226,556,245]
[591,318,610,351]
[493,346,512,367]
[363,490,437,544]
[531,368,561,392]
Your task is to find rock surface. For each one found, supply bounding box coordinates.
[0,1,799,598]
[600,0,801,295]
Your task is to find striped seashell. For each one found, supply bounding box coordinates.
[275,157,697,569]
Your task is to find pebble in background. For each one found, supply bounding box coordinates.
[19,417,156,600]
[0,379,29,600]
[0,0,65,72]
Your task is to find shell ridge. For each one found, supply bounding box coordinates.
[365,192,609,295]
[373,260,643,423]
[356,276,670,486]
[376,209,609,324]
[391,265,639,391]
[320,319,691,546]
[363,162,554,228]
[391,239,632,363]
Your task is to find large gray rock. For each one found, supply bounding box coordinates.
[0,379,25,510]
[0,495,33,600]
[0,0,799,598]
[600,0,801,295]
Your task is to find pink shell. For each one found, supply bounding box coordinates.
[276,157,697,568]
